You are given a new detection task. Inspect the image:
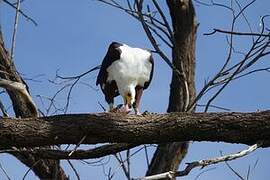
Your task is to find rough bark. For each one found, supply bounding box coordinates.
[147,0,197,177]
[0,31,67,179]
[0,111,269,148]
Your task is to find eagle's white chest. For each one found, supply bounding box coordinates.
[107,44,152,95]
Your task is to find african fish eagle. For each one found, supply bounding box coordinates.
[96,42,154,115]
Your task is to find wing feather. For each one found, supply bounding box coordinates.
[96,42,122,86]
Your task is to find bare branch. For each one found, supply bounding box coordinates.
[114,153,131,180]
[143,145,150,168]
[51,65,101,114]
[234,0,256,20]
[135,143,261,180]
[197,104,231,111]
[224,160,245,180]
[109,145,148,179]
[0,98,9,117]
[204,28,270,37]
[0,143,137,160]
[0,160,11,180]
[152,0,173,40]
[96,0,175,69]
[10,0,21,60]
[135,0,173,69]
[56,65,101,80]
[2,0,38,26]
[188,7,270,112]
[234,0,255,42]
[67,160,80,180]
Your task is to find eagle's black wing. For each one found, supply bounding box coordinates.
[96,42,122,86]
[143,54,154,89]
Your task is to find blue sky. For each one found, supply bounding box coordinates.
[1,0,270,179]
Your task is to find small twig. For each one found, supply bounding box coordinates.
[204,34,269,112]
[126,149,131,180]
[144,145,150,168]
[2,0,38,26]
[220,150,245,180]
[204,28,270,37]
[10,0,21,60]
[152,0,173,40]
[234,0,255,42]
[22,160,41,180]
[41,84,70,115]
[194,167,216,180]
[0,98,9,117]
[135,0,174,69]
[12,0,26,5]
[80,157,108,166]
[115,153,130,180]
[106,167,113,180]
[64,78,79,113]
[246,165,251,180]
[98,101,106,112]
[110,145,149,179]
[54,65,101,113]
[252,158,259,174]
[197,104,231,111]
[68,135,87,156]
[56,65,101,80]
[0,160,11,180]
[67,160,80,180]
[224,160,245,180]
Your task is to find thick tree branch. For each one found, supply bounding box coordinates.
[1,143,137,160]
[0,111,270,148]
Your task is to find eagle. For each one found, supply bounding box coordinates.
[96,42,154,115]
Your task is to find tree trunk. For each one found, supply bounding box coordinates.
[147,0,197,178]
[0,31,68,179]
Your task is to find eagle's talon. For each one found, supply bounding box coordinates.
[134,108,142,115]
[120,104,132,114]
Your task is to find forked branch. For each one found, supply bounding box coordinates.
[0,79,38,116]
[135,143,261,180]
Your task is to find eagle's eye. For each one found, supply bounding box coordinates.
[127,92,131,97]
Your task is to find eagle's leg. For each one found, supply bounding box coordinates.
[120,97,132,114]
[109,103,114,111]
[134,86,143,115]
[105,93,114,112]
